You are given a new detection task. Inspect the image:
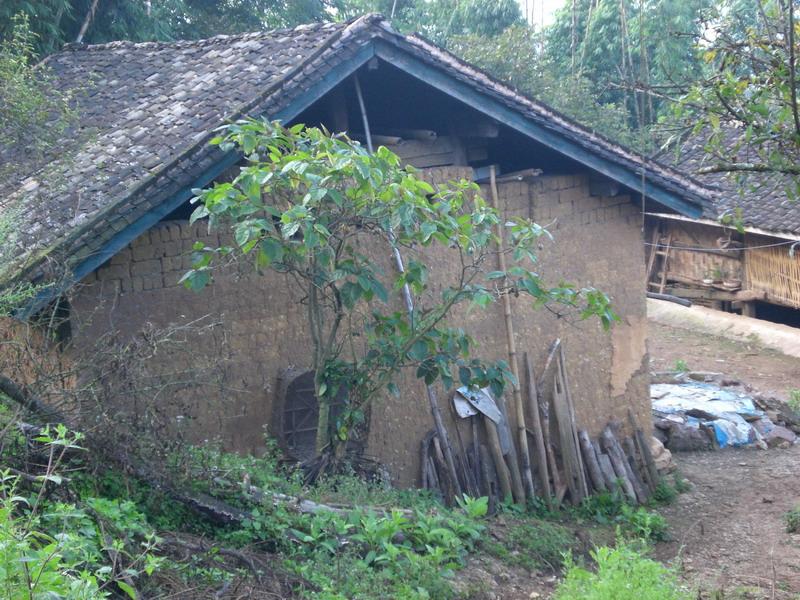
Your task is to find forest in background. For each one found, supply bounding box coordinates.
[0,0,765,150]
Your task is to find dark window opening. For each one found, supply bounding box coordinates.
[160,200,195,222]
[751,301,800,328]
[32,296,72,348]
[279,370,346,461]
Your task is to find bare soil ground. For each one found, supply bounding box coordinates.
[649,322,800,402]
[655,447,800,598]
[650,321,800,599]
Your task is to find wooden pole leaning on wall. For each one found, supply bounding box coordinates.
[628,409,660,493]
[524,352,551,505]
[353,72,463,499]
[488,165,532,503]
[537,339,566,503]
[483,416,514,502]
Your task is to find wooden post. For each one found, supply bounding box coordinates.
[524,352,551,504]
[483,416,513,502]
[600,427,637,503]
[623,436,650,503]
[628,409,660,492]
[596,452,619,491]
[488,165,532,502]
[578,430,606,493]
[558,346,589,500]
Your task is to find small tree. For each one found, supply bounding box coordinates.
[183,119,615,459]
[671,1,800,184]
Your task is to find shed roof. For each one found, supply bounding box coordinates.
[1,14,713,302]
[672,130,800,238]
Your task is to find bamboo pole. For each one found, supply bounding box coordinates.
[524,352,551,505]
[353,74,463,498]
[488,165,532,503]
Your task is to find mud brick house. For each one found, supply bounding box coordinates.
[2,15,710,486]
[647,132,800,325]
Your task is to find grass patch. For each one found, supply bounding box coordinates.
[554,542,689,600]
[788,389,800,413]
[483,516,579,572]
[785,505,800,533]
[674,359,689,372]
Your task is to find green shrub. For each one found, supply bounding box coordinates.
[0,479,104,600]
[672,472,691,494]
[0,425,164,600]
[651,479,678,504]
[619,505,668,542]
[554,543,689,600]
[788,389,800,413]
[673,359,689,372]
[785,506,800,533]
[574,491,668,542]
[502,520,576,572]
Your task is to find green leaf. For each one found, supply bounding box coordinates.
[340,281,362,309]
[117,581,137,599]
[409,340,429,361]
[260,238,284,264]
[458,366,472,386]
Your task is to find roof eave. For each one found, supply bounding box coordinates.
[371,38,707,219]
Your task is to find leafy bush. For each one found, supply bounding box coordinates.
[555,543,689,600]
[0,425,164,599]
[788,389,800,413]
[575,491,668,542]
[0,478,103,599]
[652,480,678,504]
[785,505,800,534]
[280,496,489,599]
[618,505,668,542]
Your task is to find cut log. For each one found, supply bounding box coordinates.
[558,347,589,500]
[628,409,660,492]
[479,444,499,514]
[537,339,561,394]
[578,430,606,493]
[599,428,637,503]
[489,165,532,503]
[551,349,588,504]
[596,451,618,492]
[623,436,650,503]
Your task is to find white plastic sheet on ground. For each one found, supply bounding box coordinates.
[651,382,765,448]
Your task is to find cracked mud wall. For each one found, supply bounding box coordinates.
[67,169,650,487]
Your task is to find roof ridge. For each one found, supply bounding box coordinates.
[57,18,357,53]
[396,32,717,201]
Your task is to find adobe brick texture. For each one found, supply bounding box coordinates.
[70,169,650,487]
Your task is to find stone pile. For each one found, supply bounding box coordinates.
[651,371,798,452]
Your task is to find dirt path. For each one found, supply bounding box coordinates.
[649,322,800,402]
[650,321,800,598]
[655,447,800,598]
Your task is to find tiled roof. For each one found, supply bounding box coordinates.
[673,130,800,237]
[1,14,714,288]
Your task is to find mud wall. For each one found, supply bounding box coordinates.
[69,170,649,486]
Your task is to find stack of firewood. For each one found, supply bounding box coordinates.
[422,339,662,508]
